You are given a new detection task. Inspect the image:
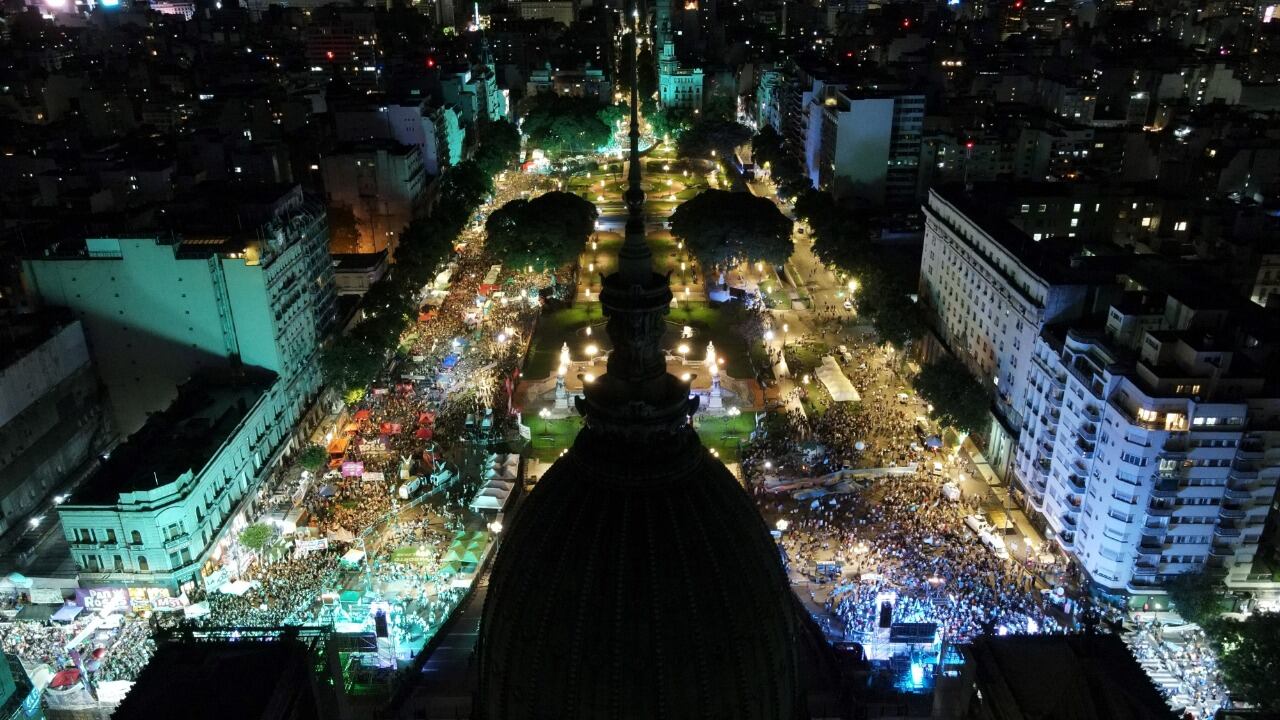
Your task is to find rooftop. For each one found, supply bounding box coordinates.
[929,184,1099,286]
[68,369,274,506]
[0,310,74,373]
[968,634,1176,720]
[113,636,319,720]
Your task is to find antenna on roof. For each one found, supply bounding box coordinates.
[153,472,160,487]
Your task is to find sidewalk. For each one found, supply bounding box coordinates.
[961,436,1045,552]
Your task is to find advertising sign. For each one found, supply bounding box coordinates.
[76,587,130,612]
[341,461,365,478]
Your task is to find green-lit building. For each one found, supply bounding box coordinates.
[23,185,337,594]
[23,185,336,436]
[57,369,291,594]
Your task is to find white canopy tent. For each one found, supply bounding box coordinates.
[815,357,860,402]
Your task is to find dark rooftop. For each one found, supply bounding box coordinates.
[0,310,75,373]
[332,249,388,270]
[968,634,1177,720]
[68,369,274,506]
[113,637,320,720]
[930,184,1099,285]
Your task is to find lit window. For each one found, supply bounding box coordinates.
[1033,233,1043,241]
[1174,221,1187,231]
[1073,203,1081,212]
[1021,204,1030,213]
[1141,217,1151,227]
[1070,218,1079,227]
[1137,408,1158,423]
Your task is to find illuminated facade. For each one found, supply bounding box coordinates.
[23,187,335,435]
[1016,307,1280,595]
[57,369,303,594]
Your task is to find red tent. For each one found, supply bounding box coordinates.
[50,669,80,689]
[417,412,436,426]
[380,422,402,435]
[353,409,372,422]
[415,427,433,440]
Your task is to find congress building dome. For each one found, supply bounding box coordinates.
[474,8,803,718]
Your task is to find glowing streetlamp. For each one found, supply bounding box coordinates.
[775,518,789,532]
[538,407,551,435]
[585,343,598,358]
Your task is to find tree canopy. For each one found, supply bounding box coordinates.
[752,127,812,198]
[238,523,274,551]
[298,444,328,472]
[486,191,599,272]
[913,356,990,436]
[1206,612,1280,710]
[473,119,522,175]
[676,119,753,159]
[1165,572,1225,625]
[796,188,923,348]
[669,189,793,269]
[521,96,615,155]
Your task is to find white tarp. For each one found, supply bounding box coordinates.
[815,356,860,402]
[342,549,366,565]
[217,580,255,596]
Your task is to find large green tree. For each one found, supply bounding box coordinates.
[238,523,274,551]
[914,356,990,436]
[1206,612,1280,710]
[299,444,328,473]
[521,96,614,155]
[669,189,793,269]
[473,119,522,175]
[486,191,599,272]
[1165,571,1226,625]
[676,119,753,159]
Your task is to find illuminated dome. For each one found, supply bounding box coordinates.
[475,9,801,716]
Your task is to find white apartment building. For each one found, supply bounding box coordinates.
[1015,297,1280,595]
[919,188,1092,435]
[806,90,924,207]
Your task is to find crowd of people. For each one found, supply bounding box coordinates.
[200,553,341,627]
[768,469,1061,644]
[1126,620,1230,719]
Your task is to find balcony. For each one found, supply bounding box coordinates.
[1163,437,1189,453]
[1067,474,1087,493]
[1208,545,1234,559]
[1133,563,1158,576]
[1150,480,1179,498]
[163,533,190,550]
[1076,438,1096,458]
[1146,502,1174,517]
[1077,423,1098,442]
[1060,513,1078,528]
[1081,405,1101,422]
[1225,487,1252,501]
[1219,504,1247,520]
[1137,537,1164,555]
[1214,526,1242,539]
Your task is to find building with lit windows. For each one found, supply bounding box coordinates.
[919,187,1098,458]
[807,89,924,207]
[56,368,297,594]
[1014,289,1280,597]
[23,186,335,436]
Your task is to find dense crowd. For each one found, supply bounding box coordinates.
[201,553,340,627]
[1126,620,1230,719]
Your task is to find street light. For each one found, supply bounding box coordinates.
[538,407,551,436]
[585,343,598,358]
[489,520,504,535]
[775,518,789,532]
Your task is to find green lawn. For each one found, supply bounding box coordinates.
[694,412,755,463]
[528,415,585,461]
[663,302,755,379]
[523,306,608,379]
